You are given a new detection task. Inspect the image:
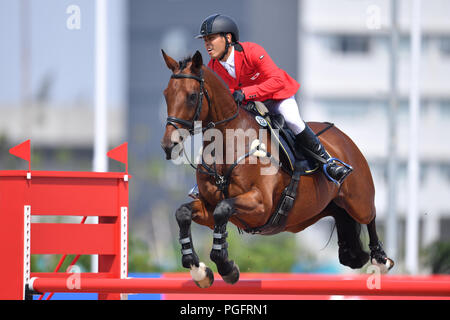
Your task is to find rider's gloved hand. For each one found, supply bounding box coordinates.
[232,90,245,105]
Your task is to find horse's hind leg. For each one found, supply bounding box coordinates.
[175,202,214,288]
[329,202,370,269]
[332,169,394,271]
[367,218,395,272]
[334,199,395,272]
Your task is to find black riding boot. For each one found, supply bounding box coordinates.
[295,125,353,185]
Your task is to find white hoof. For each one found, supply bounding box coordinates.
[190,262,207,281]
[371,258,394,274]
[190,262,214,288]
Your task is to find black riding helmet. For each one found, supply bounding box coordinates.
[195,14,239,42]
[196,14,239,60]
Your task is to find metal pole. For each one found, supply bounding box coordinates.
[405,0,421,275]
[94,0,108,173]
[92,0,109,273]
[386,0,399,268]
[296,0,303,90]
[20,0,31,136]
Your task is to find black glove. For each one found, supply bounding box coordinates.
[232,90,245,105]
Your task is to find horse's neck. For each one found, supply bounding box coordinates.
[204,70,239,125]
[203,69,254,165]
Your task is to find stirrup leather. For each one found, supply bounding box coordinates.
[188,184,199,199]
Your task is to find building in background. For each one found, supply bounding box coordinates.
[299,0,450,263]
[1,0,449,272]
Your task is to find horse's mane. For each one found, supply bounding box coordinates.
[203,66,232,96]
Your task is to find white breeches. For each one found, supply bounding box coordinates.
[264,96,305,135]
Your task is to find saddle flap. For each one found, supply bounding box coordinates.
[253,101,269,116]
[270,114,285,129]
[246,101,319,175]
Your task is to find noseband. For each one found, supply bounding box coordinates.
[166,69,239,135]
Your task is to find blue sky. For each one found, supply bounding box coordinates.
[0,0,125,105]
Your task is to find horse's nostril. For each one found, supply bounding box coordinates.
[161,141,172,155]
[161,141,182,160]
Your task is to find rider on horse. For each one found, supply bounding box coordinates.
[190,14,352,197]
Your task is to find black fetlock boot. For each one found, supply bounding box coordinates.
[295,125,353,186]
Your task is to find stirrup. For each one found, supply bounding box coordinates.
[188,184,199,199]
[322,157,353,186]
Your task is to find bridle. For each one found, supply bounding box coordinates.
[165,67,243,199]
[166,68,239,135]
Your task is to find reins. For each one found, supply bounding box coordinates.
[166,67,242,197]
[166,68,239,135]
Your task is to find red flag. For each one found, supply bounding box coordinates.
[9,139,31,171]
[107,142,128,173]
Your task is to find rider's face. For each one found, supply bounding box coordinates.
[203,33,228,60]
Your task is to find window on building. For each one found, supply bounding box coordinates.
[440,101,450,119]
[332,35,371,54]
[440,38,450,56]
[323,99,372,118]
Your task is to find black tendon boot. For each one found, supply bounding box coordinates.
[295,125,353,186]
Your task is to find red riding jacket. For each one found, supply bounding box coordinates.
[207,42,300,101]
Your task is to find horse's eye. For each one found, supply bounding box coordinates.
[188,92,198,105]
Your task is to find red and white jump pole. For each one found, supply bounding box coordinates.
[28,276,450,297]
[1,140,450,300]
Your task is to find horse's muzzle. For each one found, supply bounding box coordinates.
[161,141,179,160]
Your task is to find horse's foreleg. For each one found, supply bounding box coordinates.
[210,188,265,285]
[175,202,214,288]
[209,199,240,285]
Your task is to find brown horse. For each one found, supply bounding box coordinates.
[160,50,394,288]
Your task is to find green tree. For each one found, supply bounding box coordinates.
[169,226,304,273]
[227,231,299,273]
[424,241,450,274]
[128,235,162,272]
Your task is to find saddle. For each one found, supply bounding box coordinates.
[245,101,321,176]
[240,101,334,235]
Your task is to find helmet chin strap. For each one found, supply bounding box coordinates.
[218,33,231,61]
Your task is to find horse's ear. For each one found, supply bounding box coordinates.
[191,50,203,71]
[161,49,178,72]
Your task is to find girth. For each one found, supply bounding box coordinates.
[235,101,337,235]
[237,161,303,235]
